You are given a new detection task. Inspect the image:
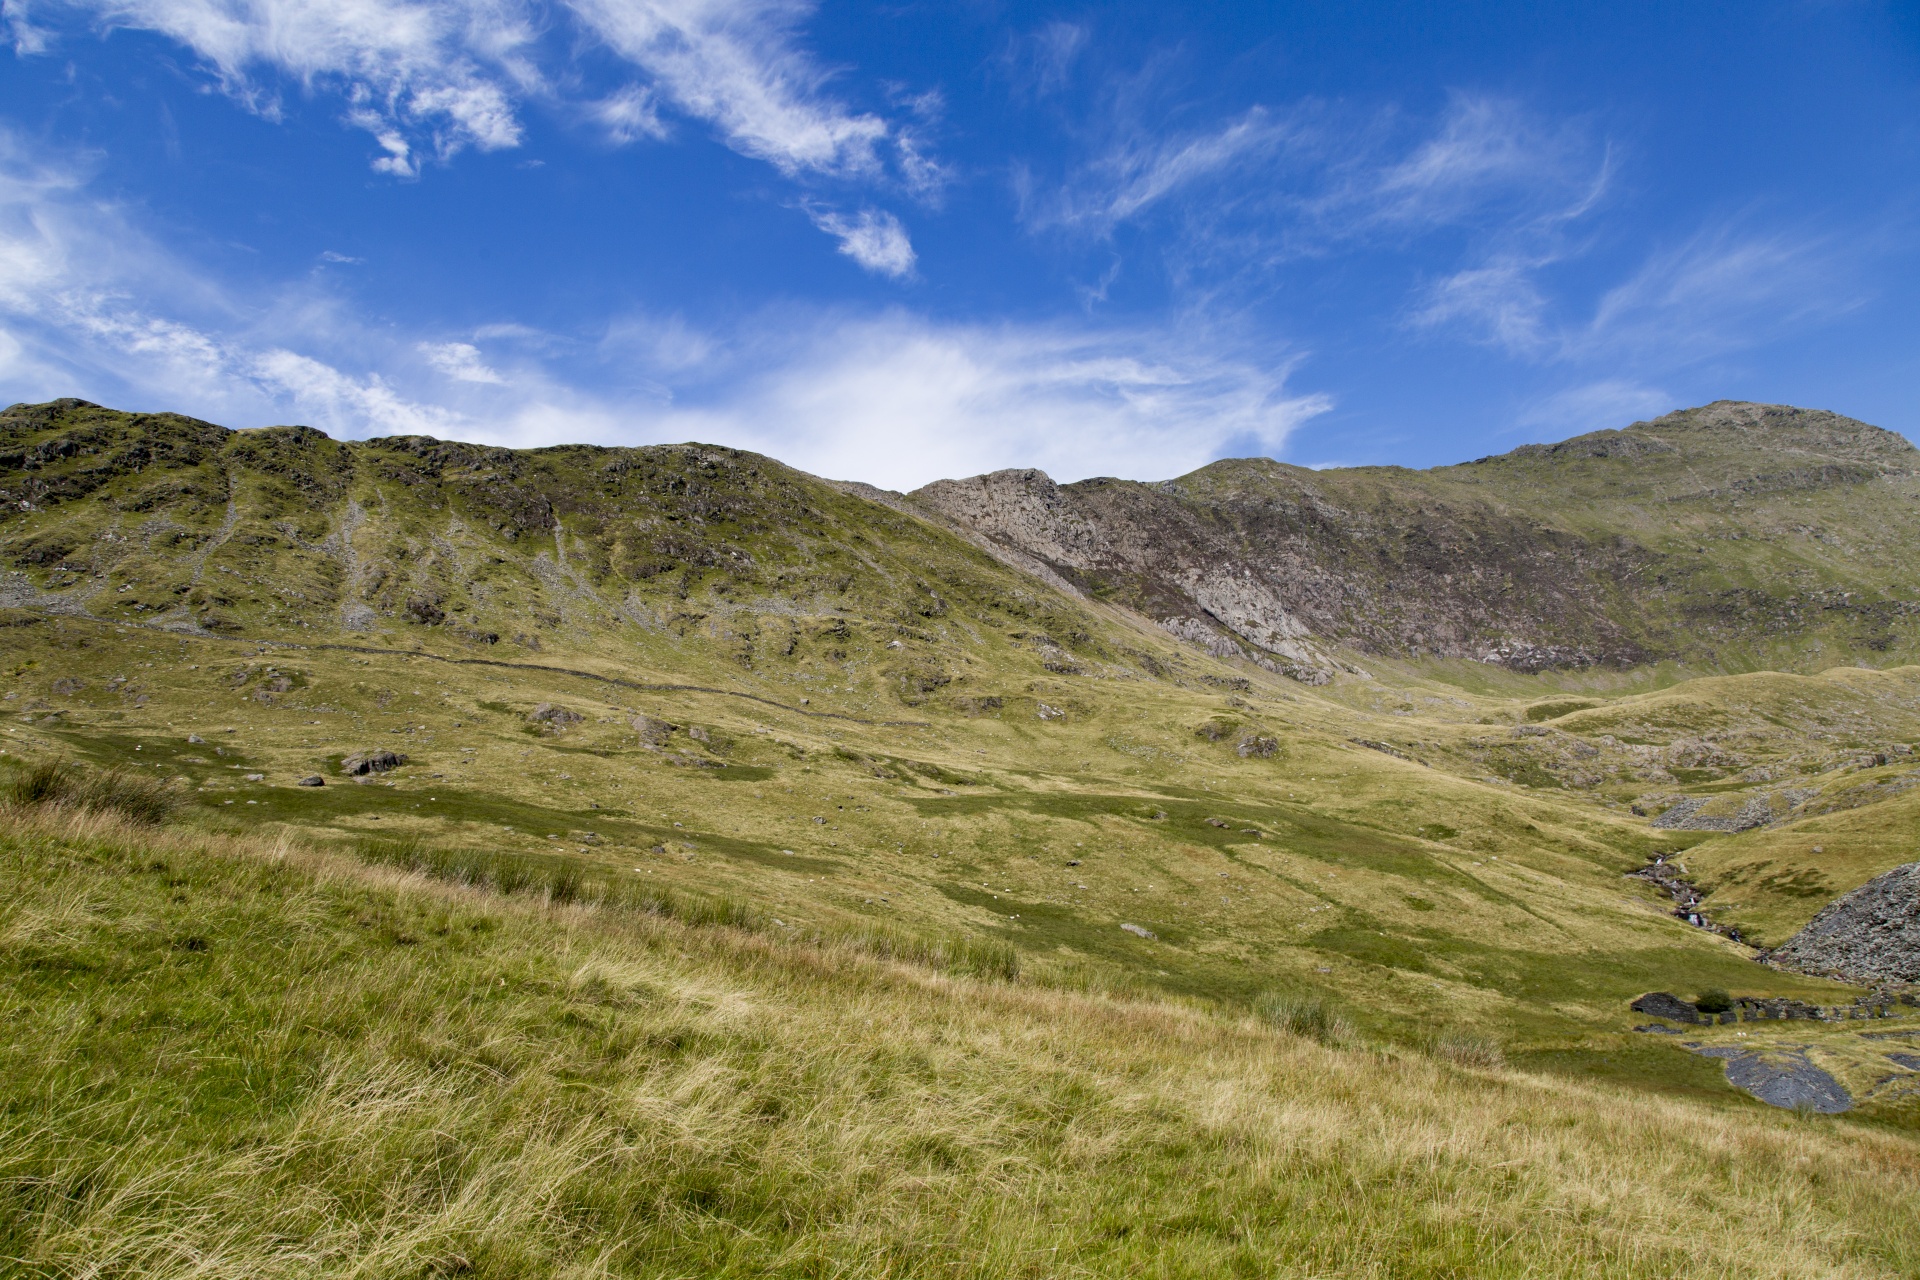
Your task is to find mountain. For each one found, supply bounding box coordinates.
[912,401,1920,677]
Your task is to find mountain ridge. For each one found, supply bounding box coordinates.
[910,400,1920,678]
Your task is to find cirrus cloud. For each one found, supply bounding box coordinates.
[20,0,925,263]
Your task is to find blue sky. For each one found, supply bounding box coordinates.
[0,0,1915,488]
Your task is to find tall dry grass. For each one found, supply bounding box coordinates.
[2,808,1919,1278]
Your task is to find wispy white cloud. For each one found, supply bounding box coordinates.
[252,347,464,434]
[66,0,535,165]
[1369,94,1606,228]
[807,207,914,278]
[1515,379,1675,437]
[1038,107,1293,234]
[1034,92,1606,253]
[0,127,1322,486]
[1584,226,1858,359]
[1002,20,1087,99]
[569,0,895,180]
[589,82,668,142]
[1415,224,1860,368]
[25,0,928,262]
[1410,258,1553,355]
[420,340,506,383]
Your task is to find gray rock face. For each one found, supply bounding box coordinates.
[1768,861,1920,985]
[1694,1047,1853,1113]
[528,702,582,730]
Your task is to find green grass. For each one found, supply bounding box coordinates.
[6,812,1920,1278]
[3,757,181,824]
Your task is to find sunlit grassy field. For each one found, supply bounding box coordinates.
[7,807,1920,1278]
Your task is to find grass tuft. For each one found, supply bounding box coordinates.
[4,758,180,825]
[1432,1032,1507,1069]
[1256,992,1356,1046]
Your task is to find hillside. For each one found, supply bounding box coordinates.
[912,401,1920,677]
[5,395,1920,1272]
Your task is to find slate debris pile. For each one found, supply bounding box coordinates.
[1693,1047,1854,1113]
[1767,861,1920,986]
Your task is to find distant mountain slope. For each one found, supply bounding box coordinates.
[912,401,1920,676]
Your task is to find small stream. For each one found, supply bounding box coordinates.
[1628,856,1747,944]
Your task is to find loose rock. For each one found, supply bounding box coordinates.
[529,702,583,731]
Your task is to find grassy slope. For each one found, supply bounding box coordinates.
[6,810,1920,1279]
[0,609,1872,1068]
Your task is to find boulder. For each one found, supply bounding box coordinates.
[1693,1047,1852,1113]
[631,714,677,745]
[296,775,324,787]
[340,750,408,776]
[528,702,582,731]
[1767,861,1920,985]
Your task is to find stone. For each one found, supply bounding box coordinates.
[340,749,408,776]
[1120,923,1157,940]
[631,714,677,745]
[528,702,582,731]
[296,775,324,787]
[1767,861,1920,985]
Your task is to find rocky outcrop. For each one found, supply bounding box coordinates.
[1630,991,1705,1024]
[1767,862,1920,985]
[341,750,407,776]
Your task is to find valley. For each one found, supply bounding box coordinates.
[5,396,1920,1274]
